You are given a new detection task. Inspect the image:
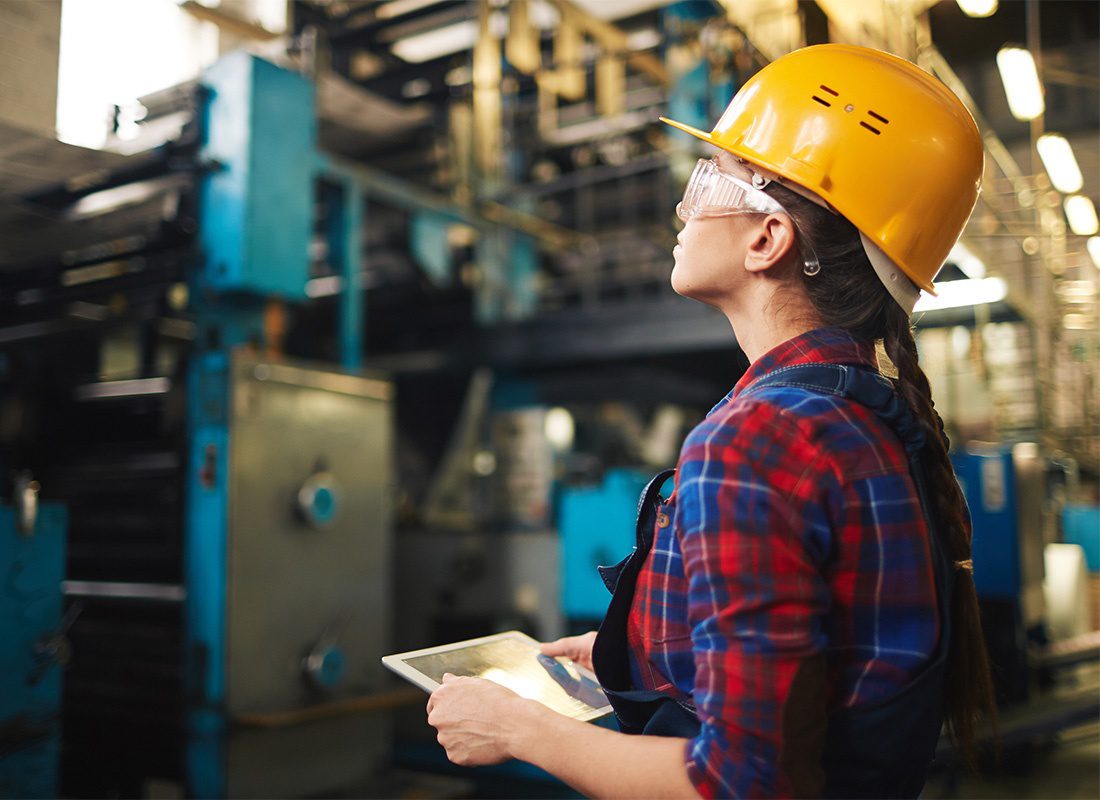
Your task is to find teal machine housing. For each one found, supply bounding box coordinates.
[0,503,68,799]
[558,469,651,622]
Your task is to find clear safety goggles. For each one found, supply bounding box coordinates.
[676,157,785,221]
[676,157,821,275]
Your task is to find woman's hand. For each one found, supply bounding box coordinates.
[426,674,533,767]
[539,631,598,672]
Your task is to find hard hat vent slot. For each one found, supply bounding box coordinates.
[860,121,882,135]
[819,85,840,97]
[812,95,832,107]
[868,110,890,124]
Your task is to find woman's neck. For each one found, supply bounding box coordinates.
[722,286,821,364]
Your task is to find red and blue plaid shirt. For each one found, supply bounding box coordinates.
[627,327,940,798]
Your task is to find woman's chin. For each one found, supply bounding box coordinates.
[670,266,698,300]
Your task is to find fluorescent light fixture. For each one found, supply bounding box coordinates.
[544,407,575,451]
[1063,313,1095,331]
[391,19,478,63]
[914,277,1007,313]
[377,0,446,19]
[956,0,998,17]
[1065,195,1099,236]
[74,378,171,400]
[948,241,986,278]
[1088,236,1100,269]
[996,47,1044,121]
[626,28,662,50]
[1036,134,1084,194]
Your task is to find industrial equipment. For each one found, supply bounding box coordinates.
[1,51,395,798]
[0,488,67,800]
[952,442,1048,704]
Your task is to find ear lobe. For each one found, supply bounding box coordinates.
[744,215,797,274]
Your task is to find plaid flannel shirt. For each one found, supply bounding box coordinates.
[626,327,941,798]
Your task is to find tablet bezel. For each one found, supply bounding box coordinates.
[382,630,613,722]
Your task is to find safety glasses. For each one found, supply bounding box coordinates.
[676,157,821,275]
[676,157,785,221]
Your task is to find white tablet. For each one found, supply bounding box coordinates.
[382,630,612,722]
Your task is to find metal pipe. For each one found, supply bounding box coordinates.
[63,581,186,603]
[319,154,585,251]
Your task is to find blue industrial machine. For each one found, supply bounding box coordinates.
[951,443,1048,705]
[0,490,67,800]
[558,469,651,624]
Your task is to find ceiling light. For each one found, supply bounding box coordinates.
[1063,313,1095,331]
[1036,134,1084,194]
[914,277,1007,313]
[956,0,998,17]
[948,241,986,278]
[391,19,478,63]
[1064,195,1099,236]
[377,0,446,19]
[626,28,662,50]
[1088,237,1100,270]
[996,46,1044,121]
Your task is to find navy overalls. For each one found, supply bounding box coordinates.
[591,364,954,799]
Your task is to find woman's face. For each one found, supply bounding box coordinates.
[670,151,761,306]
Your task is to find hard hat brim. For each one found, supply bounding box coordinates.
[659,117,715,144]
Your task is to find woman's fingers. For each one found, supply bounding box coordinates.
[539,632,598,669]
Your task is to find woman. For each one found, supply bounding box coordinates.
[426,43,995,798]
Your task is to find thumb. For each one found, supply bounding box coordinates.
[539,637,574,656]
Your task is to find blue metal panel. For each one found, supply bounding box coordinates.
[336,181,364,371]
[558,469,650,619]
[183,351,231,799]
[1063,505,1100,572]
[200,53,315,299]
[951,448,1020,599]
[0,503,67,800]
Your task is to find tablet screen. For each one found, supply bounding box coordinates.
[385,632,611,721]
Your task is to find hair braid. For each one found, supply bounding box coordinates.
[881,303,997,766]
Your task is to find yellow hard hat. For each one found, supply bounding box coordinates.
[661,44,983,297]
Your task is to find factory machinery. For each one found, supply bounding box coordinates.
[2,7,1096,798]
[0,53,427,799]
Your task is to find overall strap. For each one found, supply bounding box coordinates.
[634,469,676,552]
[740,363,927,454]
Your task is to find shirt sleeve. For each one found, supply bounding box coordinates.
[675,399,836,799]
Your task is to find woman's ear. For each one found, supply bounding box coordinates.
[743,215,798,274]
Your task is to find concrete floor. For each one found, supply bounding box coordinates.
[924,722,1100,799]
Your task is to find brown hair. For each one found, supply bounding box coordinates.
[765,181,997,766]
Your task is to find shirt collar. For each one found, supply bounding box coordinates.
[708,328,880,416]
